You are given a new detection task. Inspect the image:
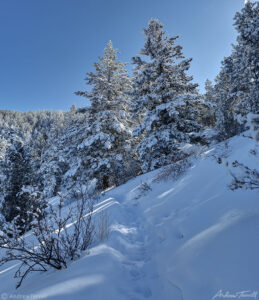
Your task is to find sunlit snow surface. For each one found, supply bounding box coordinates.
[0,134,258,300]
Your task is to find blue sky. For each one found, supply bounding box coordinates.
[0,0,245,111]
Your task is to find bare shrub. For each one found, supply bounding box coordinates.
[133,181,152,200]
[229,161,259,191]
[0,192,94,288]
[153,158,192,183]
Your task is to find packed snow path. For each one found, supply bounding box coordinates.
[106,187,183,300]
[0,134,258,299]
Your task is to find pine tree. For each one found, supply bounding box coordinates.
[75,41,137,190]
[0,141,44,234]
[130,19,202,172]
[214,2,259,138]
[204,79,216,103]
[196,79,217,128]
[214,56,241,141]
[38,113,69,197]
[50,110,92,197]
[232,1,259,120]
[131,19,198,115]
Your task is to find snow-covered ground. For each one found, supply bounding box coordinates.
[0,134,258,300]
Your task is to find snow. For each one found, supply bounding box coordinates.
[77,132,111,149]
[0,134,258,299]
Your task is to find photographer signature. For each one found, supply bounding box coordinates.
[213,290,258,299]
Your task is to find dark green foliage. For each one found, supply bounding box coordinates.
[1,141,46,235]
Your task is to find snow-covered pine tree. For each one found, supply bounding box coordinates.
[214,2,258,139]
[52,109,92,198]
[0,140,45,235]
[214,56,241,141]
[38,112,70,197]
[197,79,217,128]
[130,19,203,172]
[131,19,198,116]
[232,1,259,121]
[75,41,138,190]
[1,141,31,223]
[204,79,216,104]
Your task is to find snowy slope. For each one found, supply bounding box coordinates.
[0,134,258,300]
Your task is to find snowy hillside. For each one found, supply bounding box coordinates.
[0,134,258,300]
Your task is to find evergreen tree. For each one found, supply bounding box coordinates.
[196,79,216,128]
[214,56,241,141]
[0,141,44,234]
[204,79,216,103]
[131,19,198,116]
[232,1,259,120]
[38,112,69,197]
[1,141,30,222]
[75,41,137,190]
[130,19,203,172]
[49,110,92,197]
[213,2,259,139]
